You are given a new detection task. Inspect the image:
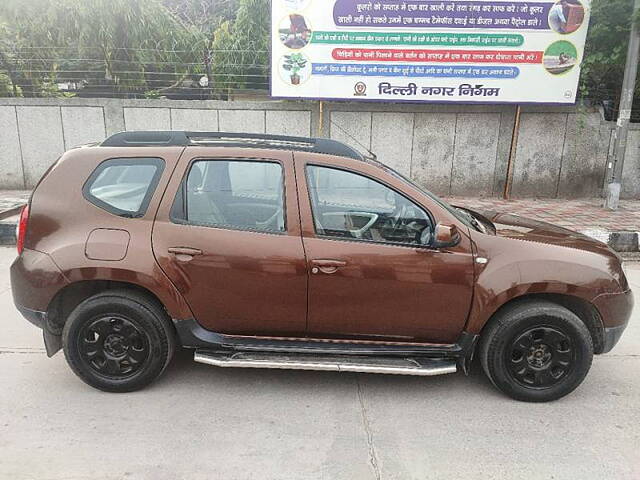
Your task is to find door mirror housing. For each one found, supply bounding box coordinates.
[432,223,461,249]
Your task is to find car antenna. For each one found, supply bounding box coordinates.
[329,119,378,161]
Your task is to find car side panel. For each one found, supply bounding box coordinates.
[11,248,69,313]
[466,231,628,334]
[151,147,309,337]
[22,146,194,320]
[294,151,476,343]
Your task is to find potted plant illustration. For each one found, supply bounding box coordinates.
[282,53,307,85]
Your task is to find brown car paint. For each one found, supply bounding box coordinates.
[85,228,131,261]
[152,148,309,337]
[15,146,194,321]
[11,247,70,314]
[10,142,633,351]
[465,213,631,334]
[295,152,475,343]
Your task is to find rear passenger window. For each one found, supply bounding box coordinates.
[83,158,164,217]
[174,159,286,233]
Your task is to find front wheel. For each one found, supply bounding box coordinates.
[62,290,175,392]
[479,300,593,402]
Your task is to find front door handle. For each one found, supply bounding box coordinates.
[311,259,347,275]
[168,247,203,261]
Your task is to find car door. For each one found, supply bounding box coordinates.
[152,147,308,337]
[296,153,475,344]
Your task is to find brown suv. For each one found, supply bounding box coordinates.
[11,131,632,401]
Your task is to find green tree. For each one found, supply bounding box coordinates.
[211,0,269,94]
[0,0,202,97]
[163,0,238,30]
[580,0,640,108]
[163,0,240,98]
[0,0,72,96]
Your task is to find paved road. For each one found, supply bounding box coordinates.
[1,246,639,480]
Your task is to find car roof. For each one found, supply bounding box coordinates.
[100,131,364,161]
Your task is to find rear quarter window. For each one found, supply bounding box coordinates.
[83,157,165,217]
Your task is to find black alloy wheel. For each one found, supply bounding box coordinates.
[479,300,593,402]
[78,315,150,379]
[63,290,175,392]
[507,326,574,389]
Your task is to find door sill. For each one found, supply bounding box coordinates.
[175,319,477,360]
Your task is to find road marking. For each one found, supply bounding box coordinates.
[0,347,46,354]
[356,378,381,480]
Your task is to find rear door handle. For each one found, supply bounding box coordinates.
[311,259,347,274]
[168,247,203,260]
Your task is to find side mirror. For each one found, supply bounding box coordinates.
[432,223,461,249]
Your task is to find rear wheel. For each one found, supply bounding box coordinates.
[479,300,593,402]
[62,290,175,392]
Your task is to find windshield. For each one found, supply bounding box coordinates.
[363,156,478,230]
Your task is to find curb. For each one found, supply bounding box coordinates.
[608,232,640,253]
[0,204,24,246]
[0,221,17,246]
[579,229,640,253]
[0,205,24,221]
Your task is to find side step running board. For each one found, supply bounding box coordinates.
[194,350,457,377]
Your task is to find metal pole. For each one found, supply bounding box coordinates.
[604,0,640,210]
[318,101,324,136]
[503,105,522,200]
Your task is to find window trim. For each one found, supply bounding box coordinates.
[170,157,289,235]
[304,164,435,249]
[82,157,165,218]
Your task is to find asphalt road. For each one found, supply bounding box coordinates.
[1,246,639,480]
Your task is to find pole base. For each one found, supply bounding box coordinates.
[604,182,621,210]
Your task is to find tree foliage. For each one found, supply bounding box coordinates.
[0,0,234,97]
[163,0,239,33]
[0,0,637,106]
[2,0,191,94]
[211,0,270,91]
[581,0,640,105]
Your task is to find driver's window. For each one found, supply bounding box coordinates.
[306,165,431,246]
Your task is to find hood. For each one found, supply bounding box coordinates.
[476,210,618,258]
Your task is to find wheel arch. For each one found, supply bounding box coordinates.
[45,278,188,337]
[478,293,605,354]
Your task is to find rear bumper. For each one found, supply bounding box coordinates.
[11,248,68,314]
[11,249,68,357]
[14,304,62,357]
[16,305,46,329]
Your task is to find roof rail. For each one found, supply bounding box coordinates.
[101,131,363,160]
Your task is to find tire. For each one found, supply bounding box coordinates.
[479,300,593,402]
[62,290,176,392]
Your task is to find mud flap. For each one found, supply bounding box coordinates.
[43,329,62,357]
[459,334,479,375]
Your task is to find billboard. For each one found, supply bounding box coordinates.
[271,0,591,104]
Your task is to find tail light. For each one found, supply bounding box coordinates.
[16,204,30,255]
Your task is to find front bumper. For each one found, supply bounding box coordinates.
[593,289,634,354]
[603,322,629,354]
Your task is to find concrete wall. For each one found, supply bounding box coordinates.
[324,101,638,199]
[0,97,638,198]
